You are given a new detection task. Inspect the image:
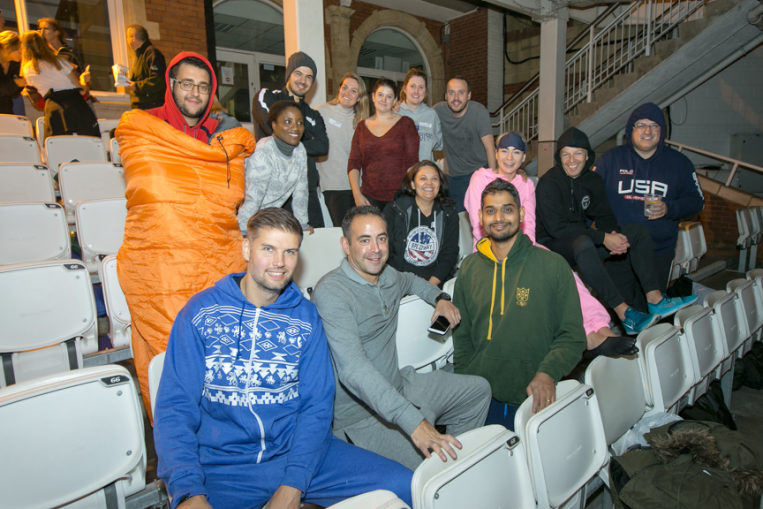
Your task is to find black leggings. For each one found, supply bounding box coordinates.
[544,223,661,309]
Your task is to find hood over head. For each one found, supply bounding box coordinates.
[554,127,595,174]
[625,102,666,148]
[148,51,219,142]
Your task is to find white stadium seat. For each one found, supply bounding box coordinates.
[45,134,107,175]
[0,135,42,164]
[58,162,126,223]
[0,202,70,265]
[75,197,127,273]
[0,114,34,137]
[0,365,146,508]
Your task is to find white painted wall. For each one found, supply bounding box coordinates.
[669,46,763,168]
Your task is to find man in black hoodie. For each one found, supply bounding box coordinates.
[536,127,696,335]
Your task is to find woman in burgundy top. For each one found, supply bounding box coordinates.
[348,78,419,209]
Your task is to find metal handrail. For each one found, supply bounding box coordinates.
[493,3,623,117]
[666,139,763,187]
[497,0,707,141]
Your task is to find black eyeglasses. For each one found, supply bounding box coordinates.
[172,79,211,95]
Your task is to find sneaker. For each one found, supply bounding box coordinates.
[584,336,639,360]
[647,293,698,318]
[622,307,659,335]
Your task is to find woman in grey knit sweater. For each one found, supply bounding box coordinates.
[238,101,310,233]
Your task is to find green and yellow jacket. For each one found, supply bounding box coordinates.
[453,233,586,405]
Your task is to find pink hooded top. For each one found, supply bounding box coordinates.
[463,167,609,337]
[464,167,536,249]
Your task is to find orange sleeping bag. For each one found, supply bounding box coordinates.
[115,109,254,412]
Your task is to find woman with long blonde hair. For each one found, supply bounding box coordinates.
[316,72,370,225]
[20,30,98,137]
[0,31,24,114]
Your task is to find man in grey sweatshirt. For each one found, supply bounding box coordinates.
[313,206,491,470]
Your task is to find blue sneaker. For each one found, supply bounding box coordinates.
[647,293,698,318]
[622,307,659,335]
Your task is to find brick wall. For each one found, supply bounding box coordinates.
[443,9,488,106]
[699,193,739,249]
[145,0,208,63]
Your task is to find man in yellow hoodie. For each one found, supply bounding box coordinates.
[453,179,586,430]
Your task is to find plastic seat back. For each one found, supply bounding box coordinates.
[704,289,746,370]
[0,260,97,386]
[327,490,410,509]
[457,211,472,261]
[58,162,126,223]
[727,278,760,351]
[293,227,344,295]
[514,380,607,509]
[98,255,131,349]
[670,226,692,282]
[396,294,453,372]
[75,197,127,273]
[687,223,707,272]
[0,114,33,137]
[45,135,107,175]
[148,351,165,417]
[412,425,534,509]
[636,323,694,414]
[0,135,42,164]
[0,203,70,265]
[674,305,723,403]
[746,269,763,341]
[0,164,55,203]
[111,136,121,164]
[584,356,646,448]
[0,365,146,508]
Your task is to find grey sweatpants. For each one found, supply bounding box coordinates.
[333,366,491,470]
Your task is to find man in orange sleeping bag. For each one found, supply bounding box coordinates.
[115,52,254,414]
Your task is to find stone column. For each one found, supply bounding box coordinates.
[536,7,568,176]
[283,0,327,104]
[325,5,355,98]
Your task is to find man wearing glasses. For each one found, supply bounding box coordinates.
[597,102,704,300]
[114,52,253,412]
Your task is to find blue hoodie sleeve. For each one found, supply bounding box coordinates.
[153,302,209,508]
[277,307,336,492]
[665,155,704,220]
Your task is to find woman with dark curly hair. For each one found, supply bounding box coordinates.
[383,160,459,287]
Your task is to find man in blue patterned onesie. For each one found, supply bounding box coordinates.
[153,207,412,509]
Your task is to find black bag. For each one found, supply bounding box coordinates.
[679,380,736,429]
[741,342,763,390]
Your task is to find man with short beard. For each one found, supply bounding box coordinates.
[252,51,328,227]
[154,208,413,509]
[433,76,496,211]
[453,179,586,429]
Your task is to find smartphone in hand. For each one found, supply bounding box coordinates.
[428,315,451,335]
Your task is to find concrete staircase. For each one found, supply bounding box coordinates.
[572,0,762,149]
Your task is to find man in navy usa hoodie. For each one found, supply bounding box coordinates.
[153,208,412,509]
[597,103,704,298]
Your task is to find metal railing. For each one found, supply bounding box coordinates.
[666,139,763,187]
[498,0,706,141]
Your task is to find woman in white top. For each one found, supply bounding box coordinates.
[397,68,442,162]
[316,72,370,226]
[20,31,98,138]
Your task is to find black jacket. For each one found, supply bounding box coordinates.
[129,40,167,110]
[536,127,620,246]
[383,193,460,284]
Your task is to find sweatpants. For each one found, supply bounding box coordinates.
[334,366,491,470]
[544,223,661,309]
[203,437,412,508]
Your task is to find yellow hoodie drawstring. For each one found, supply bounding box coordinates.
[500,258,506,315]
[487,262,497,340]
